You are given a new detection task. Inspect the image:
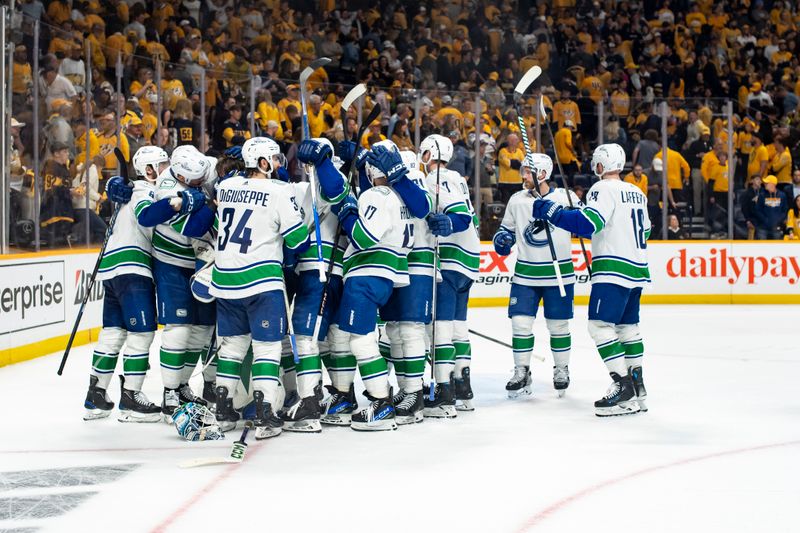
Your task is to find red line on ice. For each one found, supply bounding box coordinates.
[149,442,264,533]
[516,439,800,532]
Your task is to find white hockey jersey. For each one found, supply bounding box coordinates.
[426,167,480,280]
[210,176,309,299]
[406,169,436,278]
[97,180,155,280]
[342,185,413,287]
[500,187,579,287]
[151,169,198,270]
[581,178,651,288]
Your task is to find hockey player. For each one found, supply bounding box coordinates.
[380,149,435,424]
[493,153,578,399]
[277,137,351,432]
[137,144,216,418]
[83,146,169,422]
[211,136,311,439]
[419,134,481,416]
[531,143,650,416]
[330,140,421,431]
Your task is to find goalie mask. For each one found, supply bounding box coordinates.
[172,402,225,441]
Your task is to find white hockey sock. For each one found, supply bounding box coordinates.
[215,334,251,396]
[295,335,321,398]
[385,322,407,391]
[453,320,471,377]
[399,321,426,393]
[432,320,455,384]
[546,319,571,368]
[90,327,126,389]
[327,324,357,393]
[181,324,214,384]
[122,331,155,391]
[616,324,644,370]
[160,324,192,390]
[588,320,627,376]
[511,315,535,368]
[351,331,390,399]
[252,340,282,407]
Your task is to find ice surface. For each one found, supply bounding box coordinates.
[0,305,798,533]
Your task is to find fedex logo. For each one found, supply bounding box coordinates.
[478,249,593,273]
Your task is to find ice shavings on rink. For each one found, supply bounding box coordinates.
[0,305,798,533]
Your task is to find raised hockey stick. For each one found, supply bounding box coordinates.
[311,90,378,341]
[428,139,442,401]
[178,421,254,468]
[513,66,566,298]
[537,97,592,277]
[299,57,332,283]
[468,329,544,362]
[58,147,129,375]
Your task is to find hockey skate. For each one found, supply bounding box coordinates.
[423,380,457,419]
[253,390,283,439]
[118,376,162,423]
[84,375,114,420]
[214,385,240,432]
[395,390,424,425]
[506,366,532,399]
[553,365,570,398]
[351,388,397,431]
[454,367,475,411]
[280,396,322,433]
[629,366,648,412]
[178,383,207,407]
[594,372,640,417]
[320,384,358,426]
[161,387,183,421]
[202,380,216,405]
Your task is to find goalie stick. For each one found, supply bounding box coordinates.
[179,421,254,468]
[58,147,129,375]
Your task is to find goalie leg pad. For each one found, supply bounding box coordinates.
[122,330,155,391]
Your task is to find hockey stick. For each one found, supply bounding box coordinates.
[428,139,442,401]
[468,329,545,362]
[299,57,332,283]
[513,66,566,298]
[311,90,378,341]
[178,421,254,468]
[281,276,300,365]
[537,97,592,277]
[58,147,129,375]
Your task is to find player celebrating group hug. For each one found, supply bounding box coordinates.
[81,128,650,439]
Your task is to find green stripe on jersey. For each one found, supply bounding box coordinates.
[321,181,350,205]
[583,209,604,233]
[351,220,379,250]
[134,200,152,217]
[591,257,650,282]
[344,249,408,275]
[438,244,480,271]
[299,242,336,262]
[407,249,435,267]
[100,247,151,271]
[515,259,574,280]
[171,214,188,234]
[444,203,470,215]
[283,223,310,249]
[212,263,283,288]
[152,232,194,258]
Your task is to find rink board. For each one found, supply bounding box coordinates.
[1,241,798,367]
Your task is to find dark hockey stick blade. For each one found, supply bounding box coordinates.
[299,57,332,84]
[514,65,542,96]
[358,103,382,138]
[113,147,129,183]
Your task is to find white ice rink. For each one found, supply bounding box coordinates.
[1,305,798,533]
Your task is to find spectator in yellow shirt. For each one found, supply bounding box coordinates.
[96,111,130,174]
[624,164,649,195]
[787,195,800,240]
[554,121,580,184]
[770,137,792,187]
[308,94,333,138]
[159,64,187,112]
[705,149,730,235]
[747,134,769,184]
[553,94,581,130]
[222,105,251,147]
[653,147,690,207]
[497,133,526,204]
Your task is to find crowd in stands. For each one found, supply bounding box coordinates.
[6,0,800,248]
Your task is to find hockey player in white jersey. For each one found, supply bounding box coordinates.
[531,143,650,416]
[419,134,481,416]
[493,153,578,399]
[137,144,216,419]
[329,139,422,431]
[379,149,435,424]
[211,136,311,439]
[83,146,169,423]
[275,137,351,432]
